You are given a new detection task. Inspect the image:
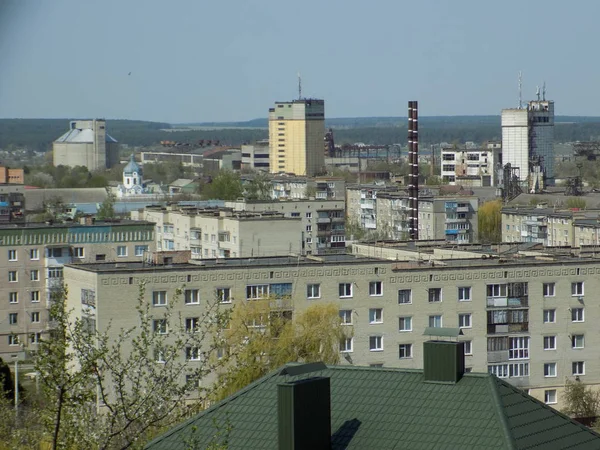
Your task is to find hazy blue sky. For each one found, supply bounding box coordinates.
[0,0,598,123]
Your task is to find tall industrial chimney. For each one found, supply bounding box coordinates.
[408,101,419,240]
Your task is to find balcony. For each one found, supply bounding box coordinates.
[330,216,344,223]
[317,217,331,224]
[486,297,529,308]
[487,323,529,334]
[456,206,470,213]
[487,350,509,363]
[360,201,374,209]
[445,217,467,223]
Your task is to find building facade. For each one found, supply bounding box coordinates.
[53,120,119,170]
[0,219,155,356]
[63,247,600,410]
[440,144,501,186]
[241,141,270,171]
[502,99,555,186]
[131,206,303,259]
[268,99,325,177]
[0,184,25,224]
[225,199,345,255]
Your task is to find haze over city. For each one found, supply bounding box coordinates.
[1,0,599,122]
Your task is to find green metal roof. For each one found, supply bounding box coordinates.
[145,365,600,450]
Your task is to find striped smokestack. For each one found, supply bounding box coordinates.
[408,101,419,240]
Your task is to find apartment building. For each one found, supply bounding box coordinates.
[131,206,302,259]
[241,141,269,172]
[267,175,345,201]
[440,143,501,186]
[0,184,25,224]
[225,199,345,255]
[268,99,325,177]
[63,245,600,409]
[0,219,155,356]
[347,185,479,243]
[502,206,600,246]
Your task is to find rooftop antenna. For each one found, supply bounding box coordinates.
[542,81,546,101]
[518,71,523,109]
[536,85,541,101]
[297,72,302,100]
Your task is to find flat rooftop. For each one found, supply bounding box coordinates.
[0,220,154,230]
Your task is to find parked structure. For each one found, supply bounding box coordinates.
[53,119,119,170]
[0,219,155,356]
[130,205,302,258]
[268,99,325,177]
[225,199,346,255]
[63,244,600,410]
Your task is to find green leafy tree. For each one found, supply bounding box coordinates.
[562,379,600,419]
[244,173,272,200]
[201,170,243,201]
[478,199,502,243]
[96,189,116,220]
[34,283,229,450]
[565,198,587,209]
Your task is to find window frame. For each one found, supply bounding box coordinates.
[398,316,412,332]
[184,289,200,305]
[117,245,128,257]
[458,286,471,301]
[542,282,555,297]
[30,312,40,323]
[153,319,168,334]
[339,282,353,298]
[340,337,353,353]
[463,340,473,355]
[571,307,584,322]
[246,284,269,300]
[544,389,557,404]
[458,313,472,329]
[185,317,200,333]
[399,343,413,359]
[572,334,585,349]
[544,362,557,378]
[368,308,383,324]
[369,281,383,296]
[428,315,443,328]
[571,281,584,297]
[339,310,352,325]
[30,269,39,281]
[30,249,39,260]
[543,335,556,350]
[369,336,383,352]
[428,287,442,303]
[8,249,17,261]
[8,271,17,282]
[572,361,585,376]
[398,289,412,304]
[217,287,232,304]
[306,283,321,299]
[152,291,167,307]
[543,309,556,323]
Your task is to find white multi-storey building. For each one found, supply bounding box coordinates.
[440,143,501,186]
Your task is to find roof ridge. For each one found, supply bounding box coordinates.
[487,375,517,450]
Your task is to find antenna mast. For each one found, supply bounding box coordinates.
[542,81,546,101]
[298,72,302,100]
[518,71,523,109]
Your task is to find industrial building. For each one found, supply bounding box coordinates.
[62,243,600,411]
[268,99,325,177]
[440,142,502,186]
[53,119,119,170]
[241,140,270,171]
[501,92,555,189]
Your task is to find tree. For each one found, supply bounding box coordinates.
[34,283,229,450]
[478,199,502,243]
[565,198,587,209]
[562,379,600,419]
[213,301,349,400]
[96,188,116,220]
[244,173,271,200]
[201,170,243,201]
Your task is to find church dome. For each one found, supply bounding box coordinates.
[124,154,142,176]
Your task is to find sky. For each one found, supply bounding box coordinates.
[0,0,599,123]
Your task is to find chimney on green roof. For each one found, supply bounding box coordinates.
[422,327,465,383]
[278,376,331,450]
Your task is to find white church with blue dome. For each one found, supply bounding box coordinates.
[117,154,148,197]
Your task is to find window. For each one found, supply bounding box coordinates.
[73,247,84,258]
[31,291,40,303]
[340,337,353,353]
[214,287,231,304]
[429,315,442,328]
[306,237,312,244]
[509,337,529,359]
[339,283,352,298]
[572,334,585,349]
[153,319,168,334]
[30,333,41,344]
[463,341,473,355]
[96,254,106,261]
[487,284,507,298]
[154,349,166,363]
[572,282,584,296]
[8,335,19,346]
[369,336,383,351]
[9,313,17,325]
[135,245,149,257]
[8,271,17,282]
[246,284,269,300]
[185,374,200,387]
[543,283,555,297]
[30,249,39,260]
[488,364,508,378]
[458,313,472,329]
[8,249,17,261]
[117,246,127,257]
[458,287,471,301]
[543,336,556,350]
[399,344,412,359]
[398,289,412,304]
[572,308,584,322]
[47,267,63,279]
[31,312,40,323]
[306,284,320,299]
[30,269,39,281]
[306,212,312,218]
[428,288,442,303]
[306,225,312,232]
[543,309,556,323]
[510,362,529,377]
[185,317,200,333]
[369,308,383,324]
[9,292,17,304]
[47,248,62,258]
[369,281,382,296]
[184,289,199,305]
[185,347,201,361]
[544,389,557,405]
[339,310,352,325]
[572,361,585,376]
[152,291,167,306]
[399,316,412,332]
[544,362,557,377]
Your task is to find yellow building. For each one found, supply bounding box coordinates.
[268,99,325,177]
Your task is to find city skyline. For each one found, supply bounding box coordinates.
[1,0,599,123]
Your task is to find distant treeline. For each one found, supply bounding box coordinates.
[3,116,600,151]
